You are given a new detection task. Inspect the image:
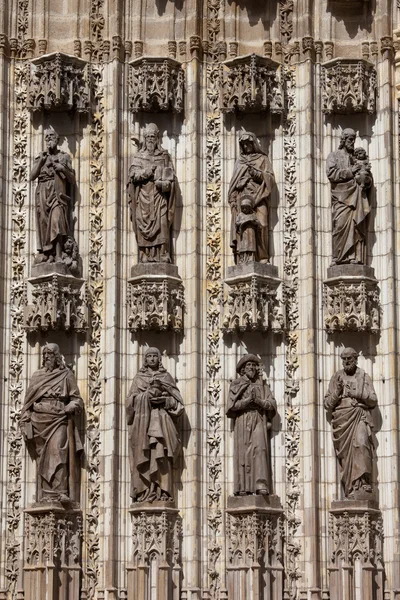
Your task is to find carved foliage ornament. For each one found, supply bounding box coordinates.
[321,59,377,115]
[27,53,91,113]
[220,54,283,114]
[129,57,184,113]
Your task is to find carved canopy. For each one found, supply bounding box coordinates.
[129,56,184,113]
[321,58,377,114]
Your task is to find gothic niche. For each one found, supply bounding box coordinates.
[27,52,91,113]
[323,128,380,333]
[321,58,377,115]
[127,124,184,332]
[220,53,283,114]
[222,130,285,334]
[226,355,284,600]
[126,348,183,600]
[129,57,184,113]
[24,127,87,333]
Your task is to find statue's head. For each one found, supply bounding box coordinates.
[338,128,356,153]
[340,347,358,375]
[63,236,78,258]
[143,123,160,154]
[354,146,367,161]
[240,195,254,215]
[44,126,59,152]
[236,354,260,381]
[42,343,63,371]
[239,131,256,155]
[143,347,162,370]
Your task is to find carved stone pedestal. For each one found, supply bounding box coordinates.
[222,263,285,333]
[226,495,284,600]
[323,265,380,333]
[24,264,87,333]
[328,499,384,600]
[23,505,82,600]
[127,502,182,600]
[127,263,184,332]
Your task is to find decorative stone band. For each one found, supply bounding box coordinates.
[321,58,377,115]
[127,263,184,333]
[27,52,91,113]
[222,263,286,334]
[323,264,380,334]
[23,506,82,600]
[128,57,184,113]
[328,499,384,600]
[127,502,182,600]
[226,495,284,600]
[219,53,283,114]
[24,272,88,333]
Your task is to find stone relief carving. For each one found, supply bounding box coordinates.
[127,123,176,264]
[220,54,283,114]
[27,52,91,113]
[86,60,105,600]
[325,348,377,499]
[227,355,277,496]
[326,128,372,266]
[24,509,82,600]
[127,507,182,600]
[126,348,183,503]
[321,59,377,115]
[324,276,380,333]
[20,344,83,505]
[228,130,275,265]
[129,57,184,113]
[30,126,82,274]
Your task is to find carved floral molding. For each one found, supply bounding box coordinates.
[321,58,377,114]
[220,53,283,114]
[27,52,91,113]
[129,57,184,113]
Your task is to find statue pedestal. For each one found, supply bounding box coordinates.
[328,499,384,600]
[222,263,285,333]
[226,495,284,600]
[323,264,380,333]
[127,502,182,600]
[23,504,82,600]
[127,263,184,333]
[24,264,87,333]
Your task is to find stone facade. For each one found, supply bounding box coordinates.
[0,2,399,600]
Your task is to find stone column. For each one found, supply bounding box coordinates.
[225,495,284,600]
[328,500,384,600]
[127,502,182,600]
[23,505,82,600]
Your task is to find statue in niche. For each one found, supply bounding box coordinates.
[227,354,276,496]
[20,343,83,504]
[228,131,275,264]
[127,123,176,264]
[324,347,377,499]
[126,347,183,502]
[326,128,373,265]
[30,126,81,275]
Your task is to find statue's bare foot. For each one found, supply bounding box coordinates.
[160,253,171,263]
[256,488,269,495]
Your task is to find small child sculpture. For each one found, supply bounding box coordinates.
[235,196,261,264]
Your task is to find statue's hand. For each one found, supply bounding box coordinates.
[64,403,77,415]
[351,164,361,175]
[236,176,249,191]
[155,179,164,191]
[249,166,262,182]
[53,162,64,173]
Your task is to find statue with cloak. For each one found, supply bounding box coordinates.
[324,347,377,498]
[326,128,373,265]
[228,131,275,264]
[126,348,183,502]
[227,354,276,495]
[127,123,176,264]
[20,343,83,504]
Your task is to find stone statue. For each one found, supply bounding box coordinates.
[227,354,276,495]
[324,347,377,498]
[326,128,373,265]
[127,123,176,264]
[30,126,80,273]
[228,131,275,264]
[126,348,183,502]
[20,343,83,504]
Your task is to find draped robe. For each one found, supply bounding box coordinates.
[227,375,276,494]
[126,366,183,501]
[324,367,377,497]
